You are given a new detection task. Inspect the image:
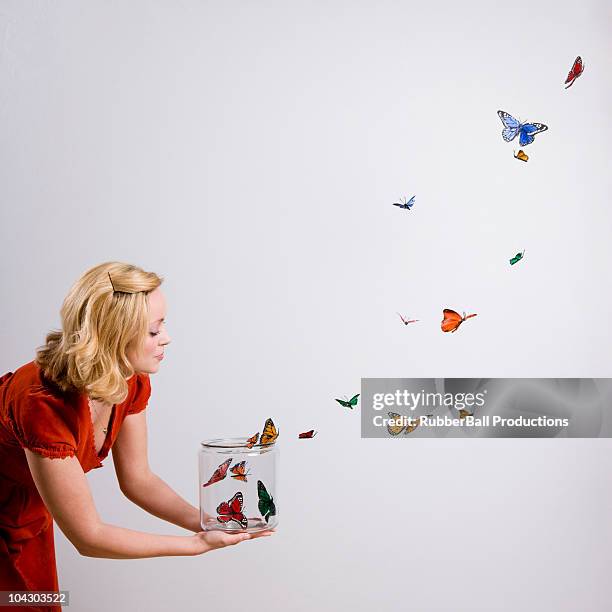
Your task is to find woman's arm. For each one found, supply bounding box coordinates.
[25,450,271,559]
[111,411,202,532]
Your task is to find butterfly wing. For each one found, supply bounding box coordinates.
[387,411,406,435]
[348,394,360,407]
[518,122,548,147]
[497,110,520,142]
[260,418,279,445]
[441,309,463,333]
[406,196,415,209]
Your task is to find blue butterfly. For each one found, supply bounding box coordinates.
[497,110,548,147]
[392,195,415,210]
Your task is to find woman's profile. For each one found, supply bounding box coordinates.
[0,262,273,611]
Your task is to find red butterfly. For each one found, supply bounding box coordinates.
[230,461,251,482]
[298,429,317,439]
[202,459,232,488]
[441,309,477,333]
[216,492,248,529]
[565,56,584,89]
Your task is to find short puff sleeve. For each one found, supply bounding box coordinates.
[125,373,151,416]
[9,387,78,459]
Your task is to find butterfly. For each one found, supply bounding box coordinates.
[497,110,548,147]
[392,195,415,210]
[259,418,279,445]
[565,56,584,89]
[335,394,360,409]
[514,150,529,162]
[257,480,277,523]
[397,313,419,325]
[202,458,232,488]
[387,412,420,435]
[246,432,259,449]
[510,250,525,266]
[230,461,251,482]
[216,492,248,529]
[298,429,317,439]
[441,309,477,333]
[458,409,473,419]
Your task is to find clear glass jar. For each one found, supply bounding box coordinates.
[199,437,278,533]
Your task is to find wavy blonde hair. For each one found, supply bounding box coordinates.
[36,262,163,404]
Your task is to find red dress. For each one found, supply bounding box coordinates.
[0,361,151,612]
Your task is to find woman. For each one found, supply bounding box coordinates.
[0,262,273,611]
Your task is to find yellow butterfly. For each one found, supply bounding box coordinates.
[514,149,529,162]
[259,418,279,445]
[387,412,429,435]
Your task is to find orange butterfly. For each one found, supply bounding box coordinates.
[260,418,279,445]
[230,461,251,482]
[246,432,259,449]
[514,149,529,162]
[441,309,477,333]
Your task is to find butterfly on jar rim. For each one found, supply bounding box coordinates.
[259,418,279,446]
[565,56,584,89]
[202,458,232,488]
[497,110,548,147]
[245,432,259,449]
[392,195,415,210]
[230,461,251,482]
[441,309,477,333]
[216,492,248,529]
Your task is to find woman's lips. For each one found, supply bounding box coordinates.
[155,354,164,360]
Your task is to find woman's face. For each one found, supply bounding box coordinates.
[127,287,171,374]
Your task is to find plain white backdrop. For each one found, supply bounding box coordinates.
[1,1,611,610]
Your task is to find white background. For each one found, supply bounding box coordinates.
[1,1,611,610]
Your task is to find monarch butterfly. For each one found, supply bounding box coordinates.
[259,418,279,445]
[514,150,529,162]
[216,492,248,529]
[245,432,259,449]
[441,309,477,333]
[202,458,232,488]
[298,429,317,439]
[257,480,277,523]
[565,56,584,89]
[335,394,360,409]
[510,250,525,266]
[230,461,251,482]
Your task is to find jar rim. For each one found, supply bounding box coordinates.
[200,436,277,449]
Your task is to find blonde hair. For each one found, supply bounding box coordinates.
[36,262,163,404]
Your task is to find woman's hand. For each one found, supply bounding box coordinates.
[190,529,275,554]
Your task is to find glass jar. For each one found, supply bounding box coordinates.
[199,437,278,533]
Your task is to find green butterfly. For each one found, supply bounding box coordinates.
[335,393,360,409]
[509,250,525,266]
[257,480,276,523]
